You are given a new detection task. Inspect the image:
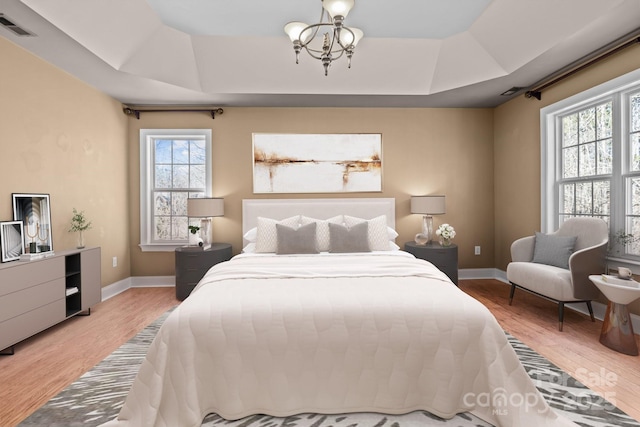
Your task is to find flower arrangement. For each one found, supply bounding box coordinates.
[435,223,456,246]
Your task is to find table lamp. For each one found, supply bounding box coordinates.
[187,197,224,247]
[410,195,445,244]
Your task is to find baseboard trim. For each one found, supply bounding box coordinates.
[131,276,175,288]
[101,278,132,301]
[101,276,175,301]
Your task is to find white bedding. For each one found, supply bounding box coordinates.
[101,252,577,427]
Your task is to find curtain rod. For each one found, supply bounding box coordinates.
[122,106,224,120]
[525,30,640,101]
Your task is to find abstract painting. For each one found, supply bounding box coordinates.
[253,134,382,193]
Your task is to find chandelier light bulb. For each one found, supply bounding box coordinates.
[322,0,355,19]
[284,21,310,43]
[339,27,363,47]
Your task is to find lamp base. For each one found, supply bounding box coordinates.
[422,215,434,243]
[199,218,212,246]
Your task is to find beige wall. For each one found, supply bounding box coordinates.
[8,25,638,313]
[0,37,130,286]
[494,44,640,314]
[128,108,495,275]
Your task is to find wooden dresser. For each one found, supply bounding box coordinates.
[0,247,101,354]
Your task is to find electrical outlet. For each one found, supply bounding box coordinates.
[112,256,118,267]
[474,246,481,255]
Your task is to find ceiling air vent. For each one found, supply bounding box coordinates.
[0,13,36,37]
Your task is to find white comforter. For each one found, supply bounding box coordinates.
[101,251,577,427]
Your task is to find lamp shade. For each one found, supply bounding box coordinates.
[322,0,355,18]
[187,198,224,217]
[340,27,364,47]
[411,195,445,215]
[284,21,310,43]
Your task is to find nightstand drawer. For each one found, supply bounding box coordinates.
[176,267,209,283]
[404,241,458,285]
[175,243,232,300]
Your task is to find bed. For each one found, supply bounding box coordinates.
[101,198,577,427]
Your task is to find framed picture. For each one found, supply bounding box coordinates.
[0,221,25,262]
[252,133,382,193]
[12,193,53,254]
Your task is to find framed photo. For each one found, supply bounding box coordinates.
[252,133,382,193]
[12,193,53,254]
[0,221,25,262]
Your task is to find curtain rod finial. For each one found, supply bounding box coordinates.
[525,90,542,100]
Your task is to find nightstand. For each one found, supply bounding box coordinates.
[175,243,232,300]
[404,241,459,285]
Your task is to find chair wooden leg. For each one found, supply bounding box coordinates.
[586,301,595,322]
[558,302,564,331]
[509,283,516,305]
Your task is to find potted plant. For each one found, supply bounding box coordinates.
[69,208,92,249]
[610,229,638,256]
[188,225,201,247]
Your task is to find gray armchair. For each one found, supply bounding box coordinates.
[506,217,608,331]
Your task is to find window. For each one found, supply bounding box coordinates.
[140,129,211,251]
[542,68,640,260]
[557,101,612,225]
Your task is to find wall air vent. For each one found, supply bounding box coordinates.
[0,13,36,37]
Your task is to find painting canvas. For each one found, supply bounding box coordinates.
[0,221,25,262]
[253,133,382,193]
[12,193,53,254]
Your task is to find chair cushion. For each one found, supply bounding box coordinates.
[506,261,576,301]
[532,232,577,269]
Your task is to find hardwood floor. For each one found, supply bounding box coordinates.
[0,287,178,427]
[1,280,638,426]
[462,279,640,422]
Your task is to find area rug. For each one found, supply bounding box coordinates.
[19,308,640,427]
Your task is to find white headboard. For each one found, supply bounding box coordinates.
[242,198,396,237]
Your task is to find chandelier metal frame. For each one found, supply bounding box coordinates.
[284,0,363,76]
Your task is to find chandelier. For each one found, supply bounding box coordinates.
[284,0,363,76]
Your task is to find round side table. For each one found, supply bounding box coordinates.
[589,274,640,356]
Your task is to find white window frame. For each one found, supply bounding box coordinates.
[542,68,640,263]
[139,129,212,252]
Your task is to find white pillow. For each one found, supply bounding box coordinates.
[242,243,256,253]
[387,226,399,240]
[255,215,300,253]
[343,215,391,251]
[243,227,257,243]
[300,215,344,252]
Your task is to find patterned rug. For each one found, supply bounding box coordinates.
[19,308,640,427]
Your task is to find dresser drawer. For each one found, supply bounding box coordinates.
[0,298,65,351]
[0,278,65,323]
[0,258,65,297]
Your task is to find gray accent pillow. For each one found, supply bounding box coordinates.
[329,222,371,253]
[532,232,577,269]
[276,222,319,254]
